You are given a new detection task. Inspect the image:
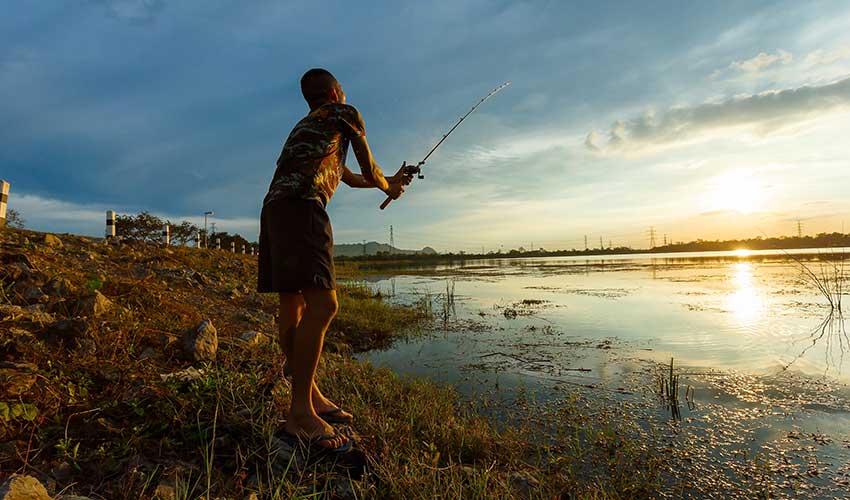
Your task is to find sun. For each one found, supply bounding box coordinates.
[706,170,766,214]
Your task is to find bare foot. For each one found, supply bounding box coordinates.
[284,412,348,450]
[312,385,353,420]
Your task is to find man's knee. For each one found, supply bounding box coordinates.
[305,290,338,319]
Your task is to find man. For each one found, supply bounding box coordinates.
[258,68,410,451]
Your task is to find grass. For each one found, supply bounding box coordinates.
[0,228,670,499]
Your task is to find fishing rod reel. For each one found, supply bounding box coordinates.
[401,160,425,180]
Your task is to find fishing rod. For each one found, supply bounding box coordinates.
[380,81,511,209]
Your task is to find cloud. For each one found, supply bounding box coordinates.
[9,192,258,239]
[91,0,166,25]
[585,76,850,152]
[803,47,850,67]
[729,49,793,73]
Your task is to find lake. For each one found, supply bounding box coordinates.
[355,248,850,497]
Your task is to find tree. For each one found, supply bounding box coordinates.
[5,209,24,229]
[212,231,256,253]
[115,211,199,245]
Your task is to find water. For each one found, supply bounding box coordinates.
[355,249,850,497]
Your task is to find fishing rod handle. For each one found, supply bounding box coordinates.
[380,196,393,210]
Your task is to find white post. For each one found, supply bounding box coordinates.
[105,210,116,239]
[230,241,235,253]
[162,224,170,246]
[194,231,200,248]
[0,181,8,227]
[241,244,246,254]
[250,247,255,256]
[216,238,221,250]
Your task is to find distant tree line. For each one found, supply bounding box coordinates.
[115,211,255,248]
[338,232,850,263]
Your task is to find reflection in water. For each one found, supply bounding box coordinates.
[725,262,764,326]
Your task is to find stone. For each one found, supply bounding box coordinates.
[21,284,47,304]
[182,320,218,361]
[331,478,357,499]
[0,305,54,324]
[0,474,52,500]
[152,481,175,500]
[51,462,73,482]
[74,291,113,318]
[43,278,72,297]
[159,367,205,382]
[139,347,156,360]
[42,234,63,248]
[0,362,38,396]
[240,331,270,346]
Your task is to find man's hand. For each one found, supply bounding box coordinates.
[388,163,415,186]
[384,181,406,200]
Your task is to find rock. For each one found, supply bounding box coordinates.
[43,234,63,248]
[191,271,209,286]
[21,284,47,304]
[139,347,156,360]
[182,320,218,361]
[51,462,73,482]
[331,479,356,499]
[74,291,113,318]
[0,474,52,500]
[152,481,175,500]
[43,278,71,297]
[240,331,270,346]
[43,319,88,345]
[0,305,54,324]
[160,367,205,382]
[0,362,38,396]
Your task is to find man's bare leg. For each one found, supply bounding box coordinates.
[278,293,352,419]
[282,288,347,448]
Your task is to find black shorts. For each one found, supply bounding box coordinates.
[258,198,335,293]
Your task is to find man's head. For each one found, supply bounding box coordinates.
[300,68,345,110]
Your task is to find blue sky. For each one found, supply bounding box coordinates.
[4,1,850,251]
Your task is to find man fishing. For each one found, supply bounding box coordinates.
[258,68,410,452]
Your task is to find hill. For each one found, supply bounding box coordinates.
[334,241,437,257]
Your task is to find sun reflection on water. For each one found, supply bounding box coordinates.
[725,262,764,325]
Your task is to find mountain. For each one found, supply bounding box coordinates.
[334,241,437,257]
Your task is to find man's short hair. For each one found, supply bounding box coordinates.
[300,68,339,108]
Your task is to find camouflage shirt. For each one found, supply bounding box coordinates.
[263,102,365,207]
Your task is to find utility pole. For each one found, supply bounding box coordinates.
[663,234,667,246]
[210,222,216,237]
[389,225,394,255]
[600,236,604,250]
[648,227,657,249]
[797,220,803,238]
[203,211,214,248]
[584,235,588,251]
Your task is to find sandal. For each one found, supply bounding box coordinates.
[281,429,353,454]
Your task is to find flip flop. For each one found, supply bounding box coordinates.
[319,407,353,424]
[281,429,353,454]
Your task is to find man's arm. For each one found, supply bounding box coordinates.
[350,135,390,193]
[341,165,377,188]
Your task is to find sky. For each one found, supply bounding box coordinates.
[3,0,850,252]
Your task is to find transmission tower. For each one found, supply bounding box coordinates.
[389,225,394,255]
[797,220,803,238]
[648,227,657,249]
[584,235,588,251]
[600,236,604,250]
